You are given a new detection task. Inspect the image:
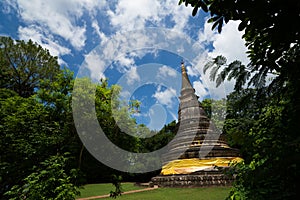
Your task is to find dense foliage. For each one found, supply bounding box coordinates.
[140,120,177,153]
[5,154,80,200]
[201,98,226,132]
[179,0,300,199]
[0,36,175,199]
[0,37,60,97]
[0,39,81,199]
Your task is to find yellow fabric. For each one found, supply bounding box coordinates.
[161,157,243,175]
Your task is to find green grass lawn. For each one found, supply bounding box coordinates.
[78,183,142,198]
[77,183,231,200]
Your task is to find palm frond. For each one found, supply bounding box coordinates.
[209,65,220,81]
[204,56,252,90]
[216,69,228,87]
[249,66,270,88]
[204,55,227,82]
[203,60,214,74]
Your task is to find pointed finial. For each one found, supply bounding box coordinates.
[180,60,193,90]
[181,60,187,74]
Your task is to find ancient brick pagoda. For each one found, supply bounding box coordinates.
[151,62,242,187]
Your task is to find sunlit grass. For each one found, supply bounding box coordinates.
[77,183,231,200]
[78,183,142,198]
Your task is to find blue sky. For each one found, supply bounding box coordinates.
[0,0,249,130]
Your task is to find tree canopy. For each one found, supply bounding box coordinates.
[0,36,168,199]
[180,0,300,91]
[179,0,300,199]
[0,36,60,97]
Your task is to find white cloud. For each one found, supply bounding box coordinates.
[193,59,235,100]
[191,20,250,99]
[207,21,249,65]
[116,55,135,71]
[206,21,249,97]
[126,66,140,85]
[120,90,131,99]
[7,0,196,68]
[91,20,108,43]
[193,81,208,100]
[197,19,217,44]
[107,0,193,34]
[157,65,177,78]
[147,104,167,130]
[9,0,107,56]
[16,0,89,50]
[84,51,105,80]
[197,19,249,64]
[152,87,177,108]
[186,65,199,77]
[168,1,193,33]
[108,0,160,31]
[99,31,154,74]
[18,25,71,65]
[5,0,249,101]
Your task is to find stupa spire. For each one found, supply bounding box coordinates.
[181,60,188,76]
[180,61,193,91]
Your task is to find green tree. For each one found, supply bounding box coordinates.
[201,98,227,132]
[179,0,299,73]
[201,90,268,161]
[72,78,143,182]
[37,68,81,161]
[0,36,60,97]
[96,79,140,152]
[5,154,80,200]
[223,89,269,159]
[180,0,300,199]
[0,69,82,198]
[180,0,299,92]
[0,37,151,197]
[0,91,60,197]
[203,56,299,199]
[0,36,83,197]
[140,120,177,153]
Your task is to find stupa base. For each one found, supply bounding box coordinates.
[150,171,234,188]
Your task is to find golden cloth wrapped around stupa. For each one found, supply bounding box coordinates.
[161,157,243,175]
